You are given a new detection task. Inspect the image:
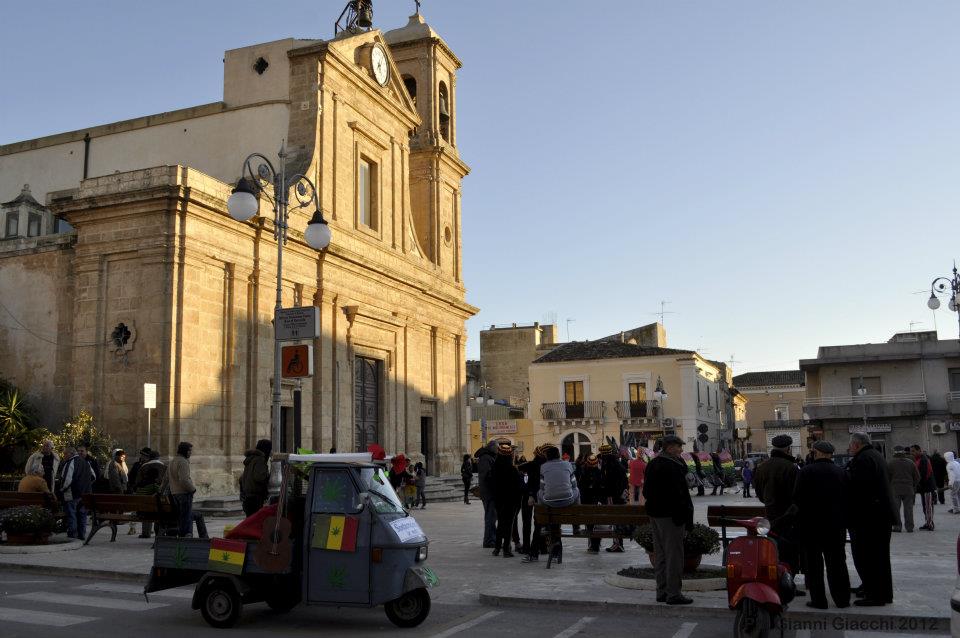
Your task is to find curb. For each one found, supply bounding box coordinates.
[477,593,950,624]
[0,539,83,555]
[604,573,726,592]
[0,562,147,583]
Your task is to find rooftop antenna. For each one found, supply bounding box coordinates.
[908,320,924,332]
[726,354,741,369]
[565,318,576,341]
[335,0,373,35]
[650,300,676,325]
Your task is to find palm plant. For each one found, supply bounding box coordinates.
[0,388,39,448]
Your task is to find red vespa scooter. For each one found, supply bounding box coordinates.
[723,517,796,638]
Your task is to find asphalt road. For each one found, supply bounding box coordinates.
[0,570,948,638]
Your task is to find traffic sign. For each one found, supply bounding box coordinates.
[282,345,314,378]
[275,307,319,341]
[144,383,157,409]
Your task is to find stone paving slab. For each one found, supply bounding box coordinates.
[0,492,954,623]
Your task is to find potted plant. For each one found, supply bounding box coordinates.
[0,505,55,545]
[634,523,721,573]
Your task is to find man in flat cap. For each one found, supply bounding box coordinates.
[643,435,694,605]
[752,434,801,573]
[847,432,895,606]
[792,440,850,609]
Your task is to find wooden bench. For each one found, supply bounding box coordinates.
[80,493,176,545]
[0,491,67,534]
[534,504,649,568]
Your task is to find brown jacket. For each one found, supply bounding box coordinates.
[887,456,919,493]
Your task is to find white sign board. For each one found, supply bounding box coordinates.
[848,423,892,434]
[486,419,518,435]
[390,518,426,543]
[275,307,320,341]
[144,383,157,409]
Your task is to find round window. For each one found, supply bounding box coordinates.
[444,226,452,244]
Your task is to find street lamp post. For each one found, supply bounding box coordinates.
[227,142,332,489]
[654,376,669,437]
[856,378,868,429]
[926,263,960,338]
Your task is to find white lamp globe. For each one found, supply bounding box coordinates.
[928,294,941,310]
[305,211,332,250]
[227,190,259,222]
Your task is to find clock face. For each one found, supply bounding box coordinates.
[371,45,389,86]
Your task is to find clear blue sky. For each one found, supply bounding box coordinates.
[3,1,959,372]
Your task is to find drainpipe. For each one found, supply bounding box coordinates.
[82,133,91,179]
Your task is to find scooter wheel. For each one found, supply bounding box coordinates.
[385,588,431,628]
[734,599,772,638]
[200,580,242,629]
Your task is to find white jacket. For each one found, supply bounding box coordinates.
[944,452,960,485]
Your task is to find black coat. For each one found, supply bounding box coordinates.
[643,453,694,527]
[579,465,602,505]
[490,455,521,506]
[931,453,948,486]
[517,457,543,497]
[752,450,799,525]
[599,456,628,501]
[793,458,848,536]
[847,444,896,527]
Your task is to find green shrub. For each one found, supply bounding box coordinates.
[633,522,721,555]
[52,410,116,469]
[0,505,55,535]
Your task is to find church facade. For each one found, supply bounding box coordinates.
[0,13,475,492]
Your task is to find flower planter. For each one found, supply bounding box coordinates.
[646,551,703,574]
[5,532,51,545]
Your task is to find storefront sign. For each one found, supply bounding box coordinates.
[848,423,892,434]
[486,420,517,435]
[949,421,960,432]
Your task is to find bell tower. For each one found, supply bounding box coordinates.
[385,14,469,281]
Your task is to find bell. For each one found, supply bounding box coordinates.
[439,98,450,122]
[356,1,373,28]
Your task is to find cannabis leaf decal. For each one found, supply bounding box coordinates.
[331,526,341,537]
[221,552,231,562]
[328,566,346,589]
[173,544,187,569]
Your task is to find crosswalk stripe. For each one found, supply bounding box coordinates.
[430,610,503,638]
[671,622,697,638]
[76,582,194,599]
[552,616,595,638]
[9,592,168,611]
[0,605,97,627]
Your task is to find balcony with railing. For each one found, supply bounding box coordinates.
[541,401,605,426]
[803,393,927,420]
[949,391,960,415]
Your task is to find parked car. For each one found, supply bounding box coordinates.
[831,453,853,468]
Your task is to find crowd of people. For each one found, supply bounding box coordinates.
[18,439,207,540]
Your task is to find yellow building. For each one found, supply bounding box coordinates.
[0,12,476,491]
[732,371,807,457]
[528,338,732,457]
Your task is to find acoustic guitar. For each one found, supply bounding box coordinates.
[253,464,293,572]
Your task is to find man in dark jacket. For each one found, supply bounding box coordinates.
[599,443,628,552]
[793,441,850,609]
[475,440,498,548]
[579,454,604,554]
[888,446,920,533]
[912,444,937,530]
[931,451,948,505]
[490,442,521,557]
[752,434,801,573]
[847,433,894,606]
[126,447,151,494]
[643,435,694,605]
[240,439,272,517]
[518,445,545,555]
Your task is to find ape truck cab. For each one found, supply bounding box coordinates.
[145,453,436,628]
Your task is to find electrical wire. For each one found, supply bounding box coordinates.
[0,298,106,347]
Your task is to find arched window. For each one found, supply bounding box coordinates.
[438,82,450,142]
[402,75,417,106]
